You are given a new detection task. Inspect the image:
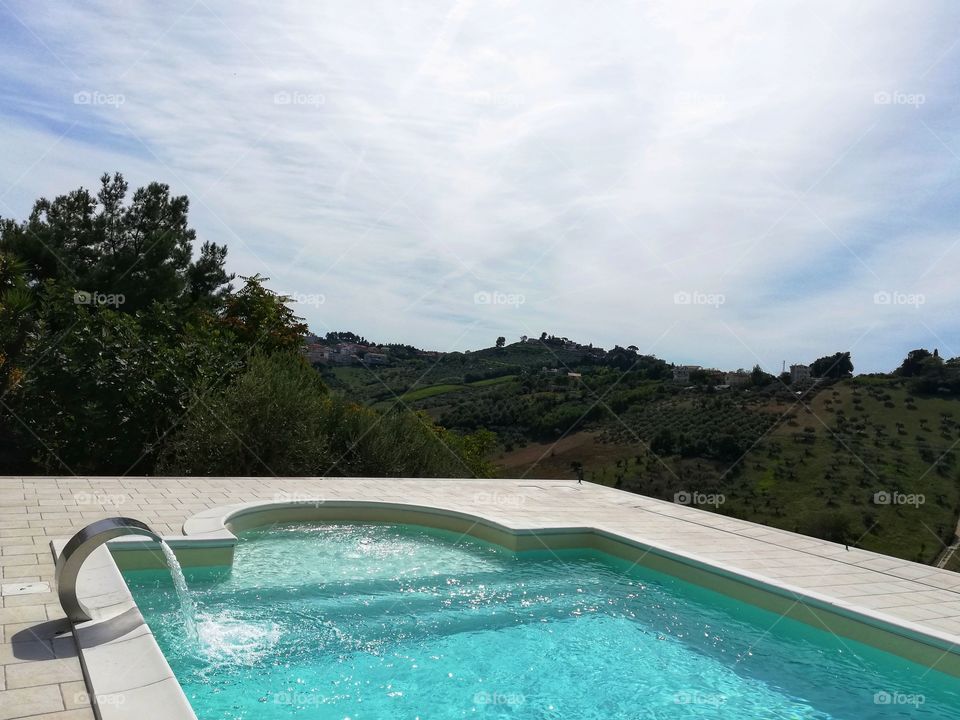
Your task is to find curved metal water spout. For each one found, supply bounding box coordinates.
[55,517,162,623]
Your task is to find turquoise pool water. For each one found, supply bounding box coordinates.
[123,523,960,719]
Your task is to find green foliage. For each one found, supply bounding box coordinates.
[0,176,489,480]
[811,351,853,379]
[220,275,308,353]
[0,253,32,391]
[751,364,773,386]
[893,349,960,397]
[896,349,933,377]
[0,173,232,311]
[8,285,242,473]
[324,330,367,345]
[157,353,331,476]
[159,353,494,477]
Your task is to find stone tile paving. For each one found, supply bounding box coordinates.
[2,475,959,718]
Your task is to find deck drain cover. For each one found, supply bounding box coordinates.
[1,581,50,597]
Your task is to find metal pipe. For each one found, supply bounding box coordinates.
[55,517,162,623]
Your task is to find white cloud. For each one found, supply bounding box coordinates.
[1,0,959,371]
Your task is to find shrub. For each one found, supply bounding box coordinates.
[158,353,494,477]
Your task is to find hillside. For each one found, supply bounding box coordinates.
[576,378,960,564]
[321,341,960,566]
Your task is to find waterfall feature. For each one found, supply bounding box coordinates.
[159,540,199,641]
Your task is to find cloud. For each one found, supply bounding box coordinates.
[1,0,959,371]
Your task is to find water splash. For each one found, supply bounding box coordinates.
[159,540,198,642]
[193,610,281,668]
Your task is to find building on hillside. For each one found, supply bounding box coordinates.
[303,343,330,364]
[725,371,752,387]
[567,372,582,379]
[328,343,361,364]
[790,364,811,384]
[672,365,701,383]
[362,352,388,365]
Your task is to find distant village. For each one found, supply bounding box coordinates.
[303,331,819,390]
[301,334,442,367]
[671,363,816,389]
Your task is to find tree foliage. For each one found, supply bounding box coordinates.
[896,349,960,396]
[158,352,494,477]
[0,173,233,311]
[0,175,489,478]
[811,352,853,379]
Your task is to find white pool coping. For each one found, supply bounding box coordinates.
[17,476,960,720]
[49,492,960,719]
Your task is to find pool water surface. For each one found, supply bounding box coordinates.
[122,522,960,719]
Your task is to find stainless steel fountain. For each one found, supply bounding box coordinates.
[55,517,162,623]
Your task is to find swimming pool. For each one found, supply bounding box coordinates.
[122,522,960,718]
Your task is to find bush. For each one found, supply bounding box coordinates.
[158,353,494,477]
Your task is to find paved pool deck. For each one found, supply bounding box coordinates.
[3,475,960,719]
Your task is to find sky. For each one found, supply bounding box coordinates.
[1,1,959,373]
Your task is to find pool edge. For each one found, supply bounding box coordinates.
[195,499,960,676]
[51,497,960,720]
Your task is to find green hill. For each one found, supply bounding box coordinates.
[320,340,960,566]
